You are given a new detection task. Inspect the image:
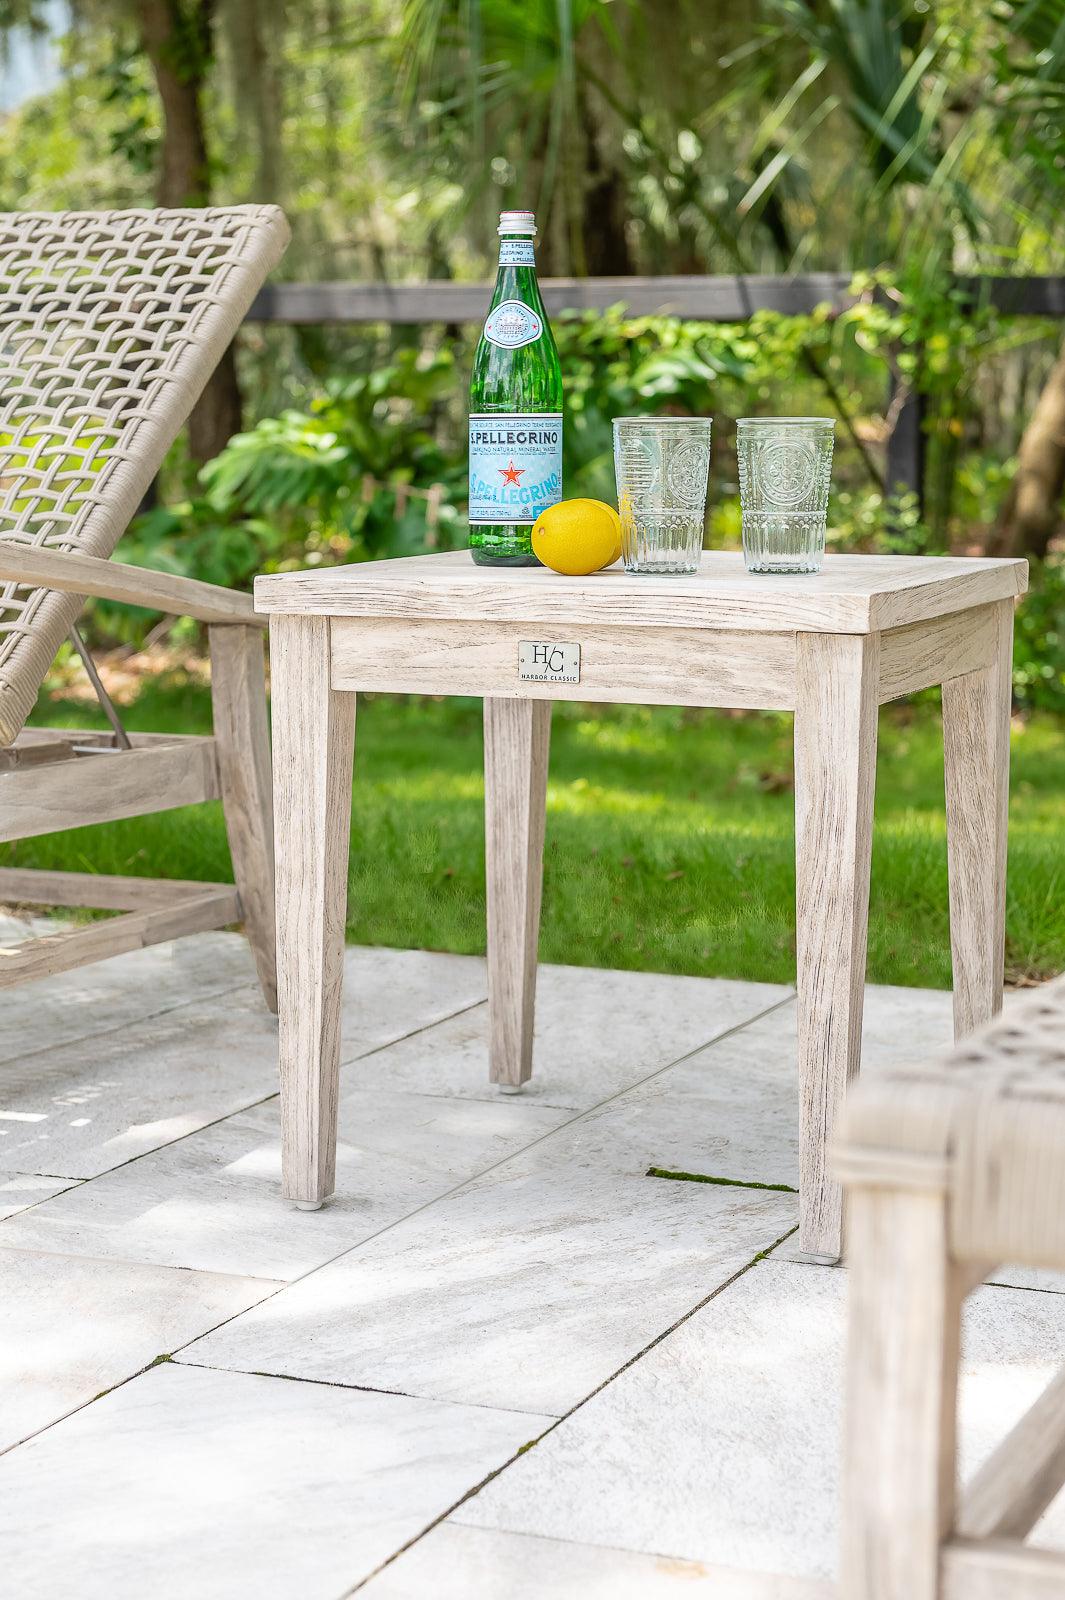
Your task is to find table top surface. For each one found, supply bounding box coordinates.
[254,549,1027,634]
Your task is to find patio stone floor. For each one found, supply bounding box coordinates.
[1,921,1063,1597]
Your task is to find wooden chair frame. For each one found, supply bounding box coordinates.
[0,543,277,1008]
[835,977,1065,1600]
[0,205,289,1008]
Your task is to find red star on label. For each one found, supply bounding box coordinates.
[499,460,525,485]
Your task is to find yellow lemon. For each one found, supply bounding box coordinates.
[531,499,622,576]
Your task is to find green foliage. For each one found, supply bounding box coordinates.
[2,1,1063,292]
[197,348,467,563]
[116,275,1034,619]
[99,44,159,177]
[554,301,855,503]
[754,0,980,238]
[992,0,1065,194]
[837,265,1014,541]
[122,502,273,594]
[1014,558,1065,714]
[116,349,468,610]
[397,0,652,272]
[843,268,1001,416]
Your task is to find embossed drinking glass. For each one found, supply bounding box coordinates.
[613,416,712,575]
[737,417,834,574]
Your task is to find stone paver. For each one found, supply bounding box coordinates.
[423,983,952,1194]
[474,1002,801,1188]
[360,1524,832,1598]
[183,1165,794,1414]
[0,1245,277,1453]
[991,1265,1065,1294]
[455,1257,1065,1579]
[0,1088,568,1279]
[0,941,486,1179]
[1,937,1059,1598]
[347,964,790,1108]
[0,1361,550,1600]
[0,930,257,1066]
[0,991,278,1178]
[0,1170,76,1220]
[0,911,61,944]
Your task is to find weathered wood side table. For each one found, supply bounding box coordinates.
[254,550,1027,1261]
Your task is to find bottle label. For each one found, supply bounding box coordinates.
[499,240,535,266]
[468,412,563,525]
[483,299,543,349]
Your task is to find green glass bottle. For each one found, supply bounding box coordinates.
[468,209,563,566]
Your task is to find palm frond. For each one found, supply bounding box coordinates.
[750,0,981,238]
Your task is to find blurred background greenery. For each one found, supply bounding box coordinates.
[3,0,1063,982]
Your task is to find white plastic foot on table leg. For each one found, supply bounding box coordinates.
[497,1083,524,1096]
[293,1199,325,1211]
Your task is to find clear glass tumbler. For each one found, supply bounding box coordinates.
[613,416,712,575]
[737,417,834,574]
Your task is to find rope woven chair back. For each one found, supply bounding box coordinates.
[0,204,290,745]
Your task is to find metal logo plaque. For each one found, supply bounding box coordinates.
[518,641,580,684]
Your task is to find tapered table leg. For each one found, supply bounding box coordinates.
[271,616,356,1207]
[943,599,1013,1039]
[793,631,880,1262]
[484,697,551,1091]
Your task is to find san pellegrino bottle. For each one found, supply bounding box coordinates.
[468,210,563,565]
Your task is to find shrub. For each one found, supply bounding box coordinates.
[1014,559,1065,715]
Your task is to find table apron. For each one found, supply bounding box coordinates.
[877,603,1002,703]
[329,616,796,709]
[327,603,1004,710]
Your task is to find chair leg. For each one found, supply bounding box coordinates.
[793,631,880,1262]
[270,616,356,1208]
[210,624,278,1011]
[842,1182,962,1600]
[483,696,551,1091]
[942,599,1013,1039]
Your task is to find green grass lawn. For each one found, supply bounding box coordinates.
[9,677,1065,990]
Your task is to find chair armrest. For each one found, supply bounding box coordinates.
[834,974,1065,1269]
[0,543,264,628]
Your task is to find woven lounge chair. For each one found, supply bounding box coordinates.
[0,205,290,1007]
[835,975,1065,1600]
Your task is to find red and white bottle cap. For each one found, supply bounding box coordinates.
[498,210,537,237]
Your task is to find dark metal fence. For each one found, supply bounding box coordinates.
[245,274,1065,513]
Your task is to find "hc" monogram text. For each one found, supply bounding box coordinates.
[518,640,581,684]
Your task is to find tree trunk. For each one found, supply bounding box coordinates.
[989,334,1065,559]
[580,91,635,275]
[138,0,212,207]
[136,0,243,464]
[225,0,285,202]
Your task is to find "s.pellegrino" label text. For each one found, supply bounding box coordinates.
[499,240,535,266]
[468,411,563,526]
